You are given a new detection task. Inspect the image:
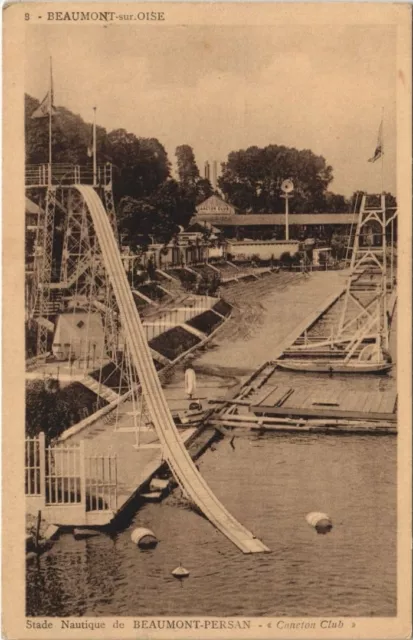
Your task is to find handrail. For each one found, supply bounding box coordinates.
[25,163,113,188]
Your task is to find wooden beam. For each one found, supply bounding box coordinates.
[251,404,397,423]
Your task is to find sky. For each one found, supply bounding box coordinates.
[25,22,397,197]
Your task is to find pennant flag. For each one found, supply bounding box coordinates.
[31,58,57,119]
[31,92,57,119]
[368,120,383,163]
[87,124,93,157]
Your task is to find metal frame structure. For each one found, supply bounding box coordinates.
[26,164,140,428]
[297,193,397,358]
[32,188,57,355]
[26,163,119,358]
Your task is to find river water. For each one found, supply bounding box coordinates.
[26,272,397,618]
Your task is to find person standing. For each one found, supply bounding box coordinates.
[185,366,197,399]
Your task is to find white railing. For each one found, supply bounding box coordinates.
[25,163,113,188]
[85,455,117,512]
[45,442,83,506]
[25,433,117,514]
[25,433,45,497]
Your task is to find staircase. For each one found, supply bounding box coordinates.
[82,375,120,404]
[33,289,63,318]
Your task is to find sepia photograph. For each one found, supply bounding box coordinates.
[2,2,412,638]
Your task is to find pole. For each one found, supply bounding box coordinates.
[390,217,394,290]
[380,107,384,194]
[285,195,289,241]
[48,58,53,185]
[381,114,384,193]
[381,193,388,350]
[35,510,42,552]
[48,110,52,185]
[93,106,97,186]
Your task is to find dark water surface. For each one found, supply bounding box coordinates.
[26,273,396,617]
[27,432,396,617]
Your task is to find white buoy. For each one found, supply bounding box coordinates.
[172,564,190,578]
[131,527,158,548]
[306,512,333,534]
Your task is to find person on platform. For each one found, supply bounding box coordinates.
[185,366,197,400]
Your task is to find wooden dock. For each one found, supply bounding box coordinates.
[207,285,397,436]
[250,384,397,423]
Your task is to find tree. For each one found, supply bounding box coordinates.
[117,179,190,248]
[25,93,216,246]
[107,129,170,203]
[195,178,214,205]
[26,379,71,444]
[174,145,214,215]
[151,179,194,230]
[383,192,397,211]
[25,94,106,166]
[218,144,334,213]
[324,192,350,212]
[25,94,172,203]
[118,197,158,250]
[175,145,200,188]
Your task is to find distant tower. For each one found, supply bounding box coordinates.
[212,161,217,190]
[204,161,210,181]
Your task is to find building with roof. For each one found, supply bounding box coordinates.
[52,312,106,362]
[193,194,355,241]
[195,195,236,219]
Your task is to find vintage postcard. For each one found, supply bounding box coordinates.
[2,2,412,638]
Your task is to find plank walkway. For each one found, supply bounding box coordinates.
[251,385,397,422]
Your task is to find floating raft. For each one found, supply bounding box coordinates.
[251,384,397,423]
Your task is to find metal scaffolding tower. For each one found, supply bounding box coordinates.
[26,163,119,358]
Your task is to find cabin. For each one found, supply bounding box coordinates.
[52,311,106,363]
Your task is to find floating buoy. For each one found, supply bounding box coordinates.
[131,527,158,548]
[306,512,333,534]
[172,564,190,579]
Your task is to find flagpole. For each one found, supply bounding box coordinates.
[93,106,97,186]
[380,107,384,194]
[48,57,53,186]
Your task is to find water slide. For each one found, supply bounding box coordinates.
[77,186,269,554]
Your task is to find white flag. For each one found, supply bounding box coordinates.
[368,120,383,163]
